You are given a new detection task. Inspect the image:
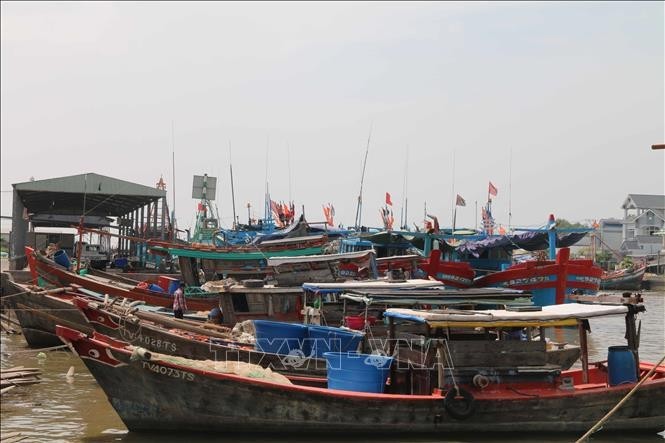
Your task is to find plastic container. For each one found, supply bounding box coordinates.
[607,346,637,386]
[323,352,393,393]
[53,250,70,269]
[113,257,128,269]
[148,283,165,293]
[254,320,308,356]
[158,276,180,294]
[344,315,377,330]
[307,325,364,358]
[167,280,181,295]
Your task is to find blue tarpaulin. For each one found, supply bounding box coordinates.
[456,231,588,258]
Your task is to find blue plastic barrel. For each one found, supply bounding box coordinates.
[148,283,165,293]
[307,325,364,358]
[323,352,393,393]
[53,250,71,269]
[607,346,637,386]
[167,280,180,295]
[254,320,308,356]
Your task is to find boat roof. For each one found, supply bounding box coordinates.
[267,250,374,266]
[302,279,444,294]
[340,290,531,308]
[257,234,326,246]
[384,303,629,328]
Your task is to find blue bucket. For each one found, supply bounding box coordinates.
[254,320,308,356]
[323,352,393,393]
[53,250,71,269]
[307,325,364,358]
[148,283,165,293]
[607,346,637,386]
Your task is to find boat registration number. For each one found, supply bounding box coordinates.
[142,361,195,381]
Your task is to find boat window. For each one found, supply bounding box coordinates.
[232,294,249,312]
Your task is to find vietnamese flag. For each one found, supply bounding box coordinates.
[385,192,393,206]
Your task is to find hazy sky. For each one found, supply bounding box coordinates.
[2,1,663,233]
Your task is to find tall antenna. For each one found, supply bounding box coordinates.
[229,141,237,229]
[264,136,270,222]
[400,146,409,229]
[508,148,513,230]
[354,123,372,230]
[171,121,176,229]
[287,142,292,203]
[450,150,456,229]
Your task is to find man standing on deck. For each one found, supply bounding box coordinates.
[173,282,187,319]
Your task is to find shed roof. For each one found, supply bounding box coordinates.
[13,173,166,217]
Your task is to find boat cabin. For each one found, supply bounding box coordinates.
[381,297,644,395]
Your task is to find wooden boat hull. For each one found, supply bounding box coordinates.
[72,297,327,376]
[473,248,602,306]
[58,327,665,434]
[28,247,221,312]
[6,290,93,348]
[600,266,646,291]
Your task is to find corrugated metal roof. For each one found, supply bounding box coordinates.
[14,173,164,197]
[13,173,166,216]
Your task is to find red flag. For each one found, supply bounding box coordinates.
[385,192,392,206]
[456,194,466,207]
[488,182,498,197]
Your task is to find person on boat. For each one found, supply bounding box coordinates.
[173,283,187,319]
[207,307,224,325]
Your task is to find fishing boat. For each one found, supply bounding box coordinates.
[600,264,647,291]
[340,231,475,288]
[148,234,329,284]
[4,285,95,348]
[70,297,332,377]
[56,296,665,434]
[266,250,378,286]
[472,247,602,306]
[26,246,224,311]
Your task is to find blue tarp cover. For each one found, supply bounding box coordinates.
[456,231,588,258]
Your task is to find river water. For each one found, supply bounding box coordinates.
[1,293,664,443]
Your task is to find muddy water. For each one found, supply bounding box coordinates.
[1,293,664,443]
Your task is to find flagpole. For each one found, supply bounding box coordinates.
[508,148,513,231]
[450,150,456,229]
[475,200,478,231]
[453,205,457,233]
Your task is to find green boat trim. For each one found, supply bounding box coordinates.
[150,245,325,261]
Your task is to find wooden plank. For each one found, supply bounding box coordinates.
[1,371,42,380]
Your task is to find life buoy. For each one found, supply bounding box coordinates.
[444,387,476,420]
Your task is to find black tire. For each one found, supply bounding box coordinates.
[242,279,265,288]
[444,387,476,420]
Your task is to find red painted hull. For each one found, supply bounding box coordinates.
[473,248,602,304]
[58,325,665,434]
[28,247,219,312]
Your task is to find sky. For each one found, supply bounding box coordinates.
[1,1,663,234]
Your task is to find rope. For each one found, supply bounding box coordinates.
[442,339,460,394]
[575,354,665,442]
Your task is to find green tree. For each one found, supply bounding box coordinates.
[555,218,589,229]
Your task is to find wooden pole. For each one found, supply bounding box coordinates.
[575,354,665,443]
[578,320,589,384]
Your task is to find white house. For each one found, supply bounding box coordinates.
[620,194,665,257]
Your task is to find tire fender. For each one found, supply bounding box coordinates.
[444,387,476,420]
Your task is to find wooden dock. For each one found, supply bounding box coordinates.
[1,366,42,394]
